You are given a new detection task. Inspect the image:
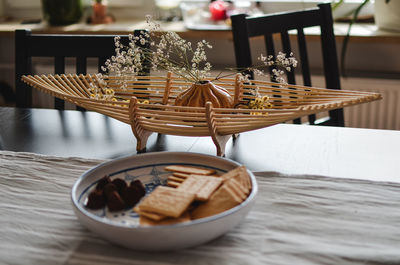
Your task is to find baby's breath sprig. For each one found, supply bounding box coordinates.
[95,15,298,107]
[145,15,213,83]
[258,51,298,84]
[215,51,298,85]
[101,15,213,85]
[101,15,297,86]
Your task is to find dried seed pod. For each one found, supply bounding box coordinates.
[175,81,233,109]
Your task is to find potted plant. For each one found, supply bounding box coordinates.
[332,0,396,75]
[41,0,83,26]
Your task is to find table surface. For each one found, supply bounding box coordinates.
[1,106,399,182]
[2,151,400,264]
[2,107,400,264]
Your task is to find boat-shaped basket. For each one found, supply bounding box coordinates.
[22,73,381,156]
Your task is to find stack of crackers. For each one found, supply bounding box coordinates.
[134,165,252,226]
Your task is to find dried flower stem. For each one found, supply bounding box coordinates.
[96,15,298,103]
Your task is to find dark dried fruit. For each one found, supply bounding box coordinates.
[131,179,146,197]
[103,183,117,196]
[86,178,146,212]
[121,186,142,207]
[106,191,126,212]
[112,178,127,194]
[85,189,106,209]
[96,175,111,190]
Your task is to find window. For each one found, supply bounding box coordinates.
[4,0,143,8]
[2,0,146,20]
[257,0,374,17]
[5,0,40,8]
[2,0,374,21]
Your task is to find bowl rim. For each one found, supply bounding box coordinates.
[71,151,258,230]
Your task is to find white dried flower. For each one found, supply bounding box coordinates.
[93,14,298,102]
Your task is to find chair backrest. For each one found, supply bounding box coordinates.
[231,3,344,126]
[15,29,149,109]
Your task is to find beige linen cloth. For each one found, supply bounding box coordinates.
[1,150,400,265]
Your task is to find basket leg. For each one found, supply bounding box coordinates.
[129,96,154,153]
[134,128,153,153]
[213,134,231,157]
[205,101,232,157]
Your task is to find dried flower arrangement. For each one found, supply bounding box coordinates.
[94,15,298,110]
[16,15,375,156]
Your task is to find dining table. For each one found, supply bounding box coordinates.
[1,106,400,265]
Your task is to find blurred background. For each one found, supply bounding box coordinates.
[0,0,399,129]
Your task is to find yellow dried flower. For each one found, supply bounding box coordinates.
[248,95,272,116]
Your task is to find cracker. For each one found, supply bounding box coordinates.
[165,165,216,175]
[140,211,191,226]
[168,175,185,183]
[221,166,251,194]
[167,180,181,188]
[190,185,242,220]
[177,175,223,201]
[172,172,191,179]
[225,178,247,202]
[239,166,252,192]
[136,186,195,218]
[134,206,167,221]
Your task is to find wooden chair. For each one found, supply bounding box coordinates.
[231,3,344,126]
[15,29,149,109]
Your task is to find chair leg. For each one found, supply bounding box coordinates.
[0,81,16,104]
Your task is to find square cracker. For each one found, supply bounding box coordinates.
[225,178,247,201]
[177,175,223,201]
[221,166,251,194]
[165,165,216,175]
[134,206,167,221]
[172,172,191,179]
[168,175,185,183]
[140,211,191,226]
[190,185,242,220]
[136,186,195,218]
[167,180,181,188]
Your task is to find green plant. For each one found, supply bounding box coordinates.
[41,0,83,26]
[332,0,390,76]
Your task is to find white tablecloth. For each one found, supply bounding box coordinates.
[1,151,400,265]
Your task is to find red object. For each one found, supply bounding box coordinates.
[209,0,228,21]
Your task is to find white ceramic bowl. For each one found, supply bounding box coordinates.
[71,152,258,251]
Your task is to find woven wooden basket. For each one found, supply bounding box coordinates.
[22,73,382,156]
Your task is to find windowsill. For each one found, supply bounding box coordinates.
[0,19,399,43]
